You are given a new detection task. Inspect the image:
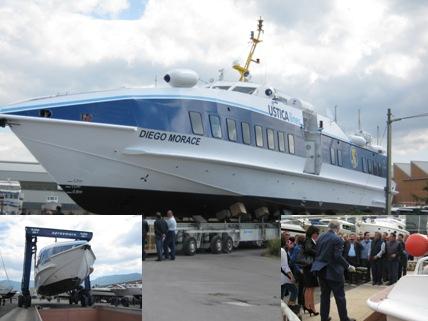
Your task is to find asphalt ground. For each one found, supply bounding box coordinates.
[0,301,16,319]
[142,248,279,321]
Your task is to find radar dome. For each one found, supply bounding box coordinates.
[164,69,199,88]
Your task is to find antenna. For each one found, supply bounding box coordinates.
[377,125,379,145]
[233,17,264,82]
[358,109,361,131]
[334,105,338,123]
[218,68,224,81]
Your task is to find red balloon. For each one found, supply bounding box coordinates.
[405,234,428,257]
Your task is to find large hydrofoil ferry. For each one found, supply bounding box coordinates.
[0,18,387,217]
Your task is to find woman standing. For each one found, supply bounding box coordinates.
[302,225,320,316]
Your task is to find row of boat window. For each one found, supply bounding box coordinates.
[37,243,79,266]
[330,148,344,167]
[361,157,384,176]
[0,192,19,199]
[189,111,296,154]
[329,147,384,176]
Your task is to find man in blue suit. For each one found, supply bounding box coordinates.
[311,220,356,321]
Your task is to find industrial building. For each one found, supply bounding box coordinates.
[0,161,88,214]
[394,161,428,206]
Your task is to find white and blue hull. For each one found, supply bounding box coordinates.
[0,113,386,216]
[0,85,387,217]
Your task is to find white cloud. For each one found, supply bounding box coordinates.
[0,129,37,162]
[365,54,421,79]
[0,215,141,281]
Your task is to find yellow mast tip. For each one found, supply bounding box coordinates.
[233,17,264,82]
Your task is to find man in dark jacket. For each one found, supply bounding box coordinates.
[370,232,385,285]
[142,215,149,261]
[397,233,408,279]
[343,233,362,283]
[343,233,362,266]
[311,220,356,321]
[385,233,403,285]
[154,212,168,261]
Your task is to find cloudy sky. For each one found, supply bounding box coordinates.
[0,215,142,281]
[0,0,427,162]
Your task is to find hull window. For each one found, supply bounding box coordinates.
[189,112,204,135]
[209,115,222,138]
[368,159,373,174]
[330,148,336,165]
[226,118,237,141]
[39,109,52,118]
[288,134,295,154]
[267,128,275,150]
[241,122,251,145]
[373,161,378,176]
[337,150,343,166]
[362,157,367,172]
[255,125,264,147]
[81,113,93,122]
[278,131,286,152]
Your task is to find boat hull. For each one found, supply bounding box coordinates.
[111,287,142,297]
[35,245,95,296]
[367,275,428,321]
[2,114,386,217]
[357,221,409,236]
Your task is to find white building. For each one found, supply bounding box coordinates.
[0,161,89,214]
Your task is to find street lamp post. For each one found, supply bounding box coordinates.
[385,109,428,215]
[386,109,392,216]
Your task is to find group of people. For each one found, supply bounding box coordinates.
[281,223,410,321]
[142,210,177,261]
[342,230,408,286]
[282,221,358,321]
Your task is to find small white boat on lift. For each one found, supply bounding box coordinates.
[35,240,96,296]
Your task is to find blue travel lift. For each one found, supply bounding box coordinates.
[18,226,93,308]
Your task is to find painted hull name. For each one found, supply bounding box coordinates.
[139,129,201,145]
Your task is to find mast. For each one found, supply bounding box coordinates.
[358,109,361,131]
[0,251,11,288]
[233,17,264,82]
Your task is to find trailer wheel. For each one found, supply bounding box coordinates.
[24,295,31,308]
[183,237,197,256]
[210,236,222,254]
[222,236,233,253]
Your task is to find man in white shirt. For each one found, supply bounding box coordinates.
[281,247,297,305]
[164,210,177,260]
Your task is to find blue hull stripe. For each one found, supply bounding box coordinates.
[3,96,387,177]
[2,94,272,118]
